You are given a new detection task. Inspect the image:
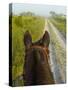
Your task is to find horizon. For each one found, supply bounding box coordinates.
[12,3,66,16]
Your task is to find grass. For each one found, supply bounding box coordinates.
[10,15,45,86]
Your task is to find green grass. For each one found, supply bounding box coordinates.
[10,15,45,86]
[50,16,66,38]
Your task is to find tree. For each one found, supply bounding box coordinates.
[20,12,35,16]
[50,11,56,17]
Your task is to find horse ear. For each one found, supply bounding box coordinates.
[42,31,50,47]
[24,31,32,48]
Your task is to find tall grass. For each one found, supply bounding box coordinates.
[11,15,45,86]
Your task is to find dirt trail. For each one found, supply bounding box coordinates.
[44,19,65,49]
[48,20,66,49]
[43,19,66,84]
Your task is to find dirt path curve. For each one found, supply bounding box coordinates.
[43,19,66,84]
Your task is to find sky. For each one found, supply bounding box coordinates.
[12,3,66,16]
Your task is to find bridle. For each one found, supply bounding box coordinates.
[30,45,49,60]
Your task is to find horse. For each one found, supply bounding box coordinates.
[23,30,55,86]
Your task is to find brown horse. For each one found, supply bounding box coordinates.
[23,31,55,86]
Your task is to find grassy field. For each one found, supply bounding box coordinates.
[10,15,45,86]
[50,15,66,38]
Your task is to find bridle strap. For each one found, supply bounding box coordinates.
[30,45,49,60]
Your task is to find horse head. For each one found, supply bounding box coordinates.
[23,30,54,85]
